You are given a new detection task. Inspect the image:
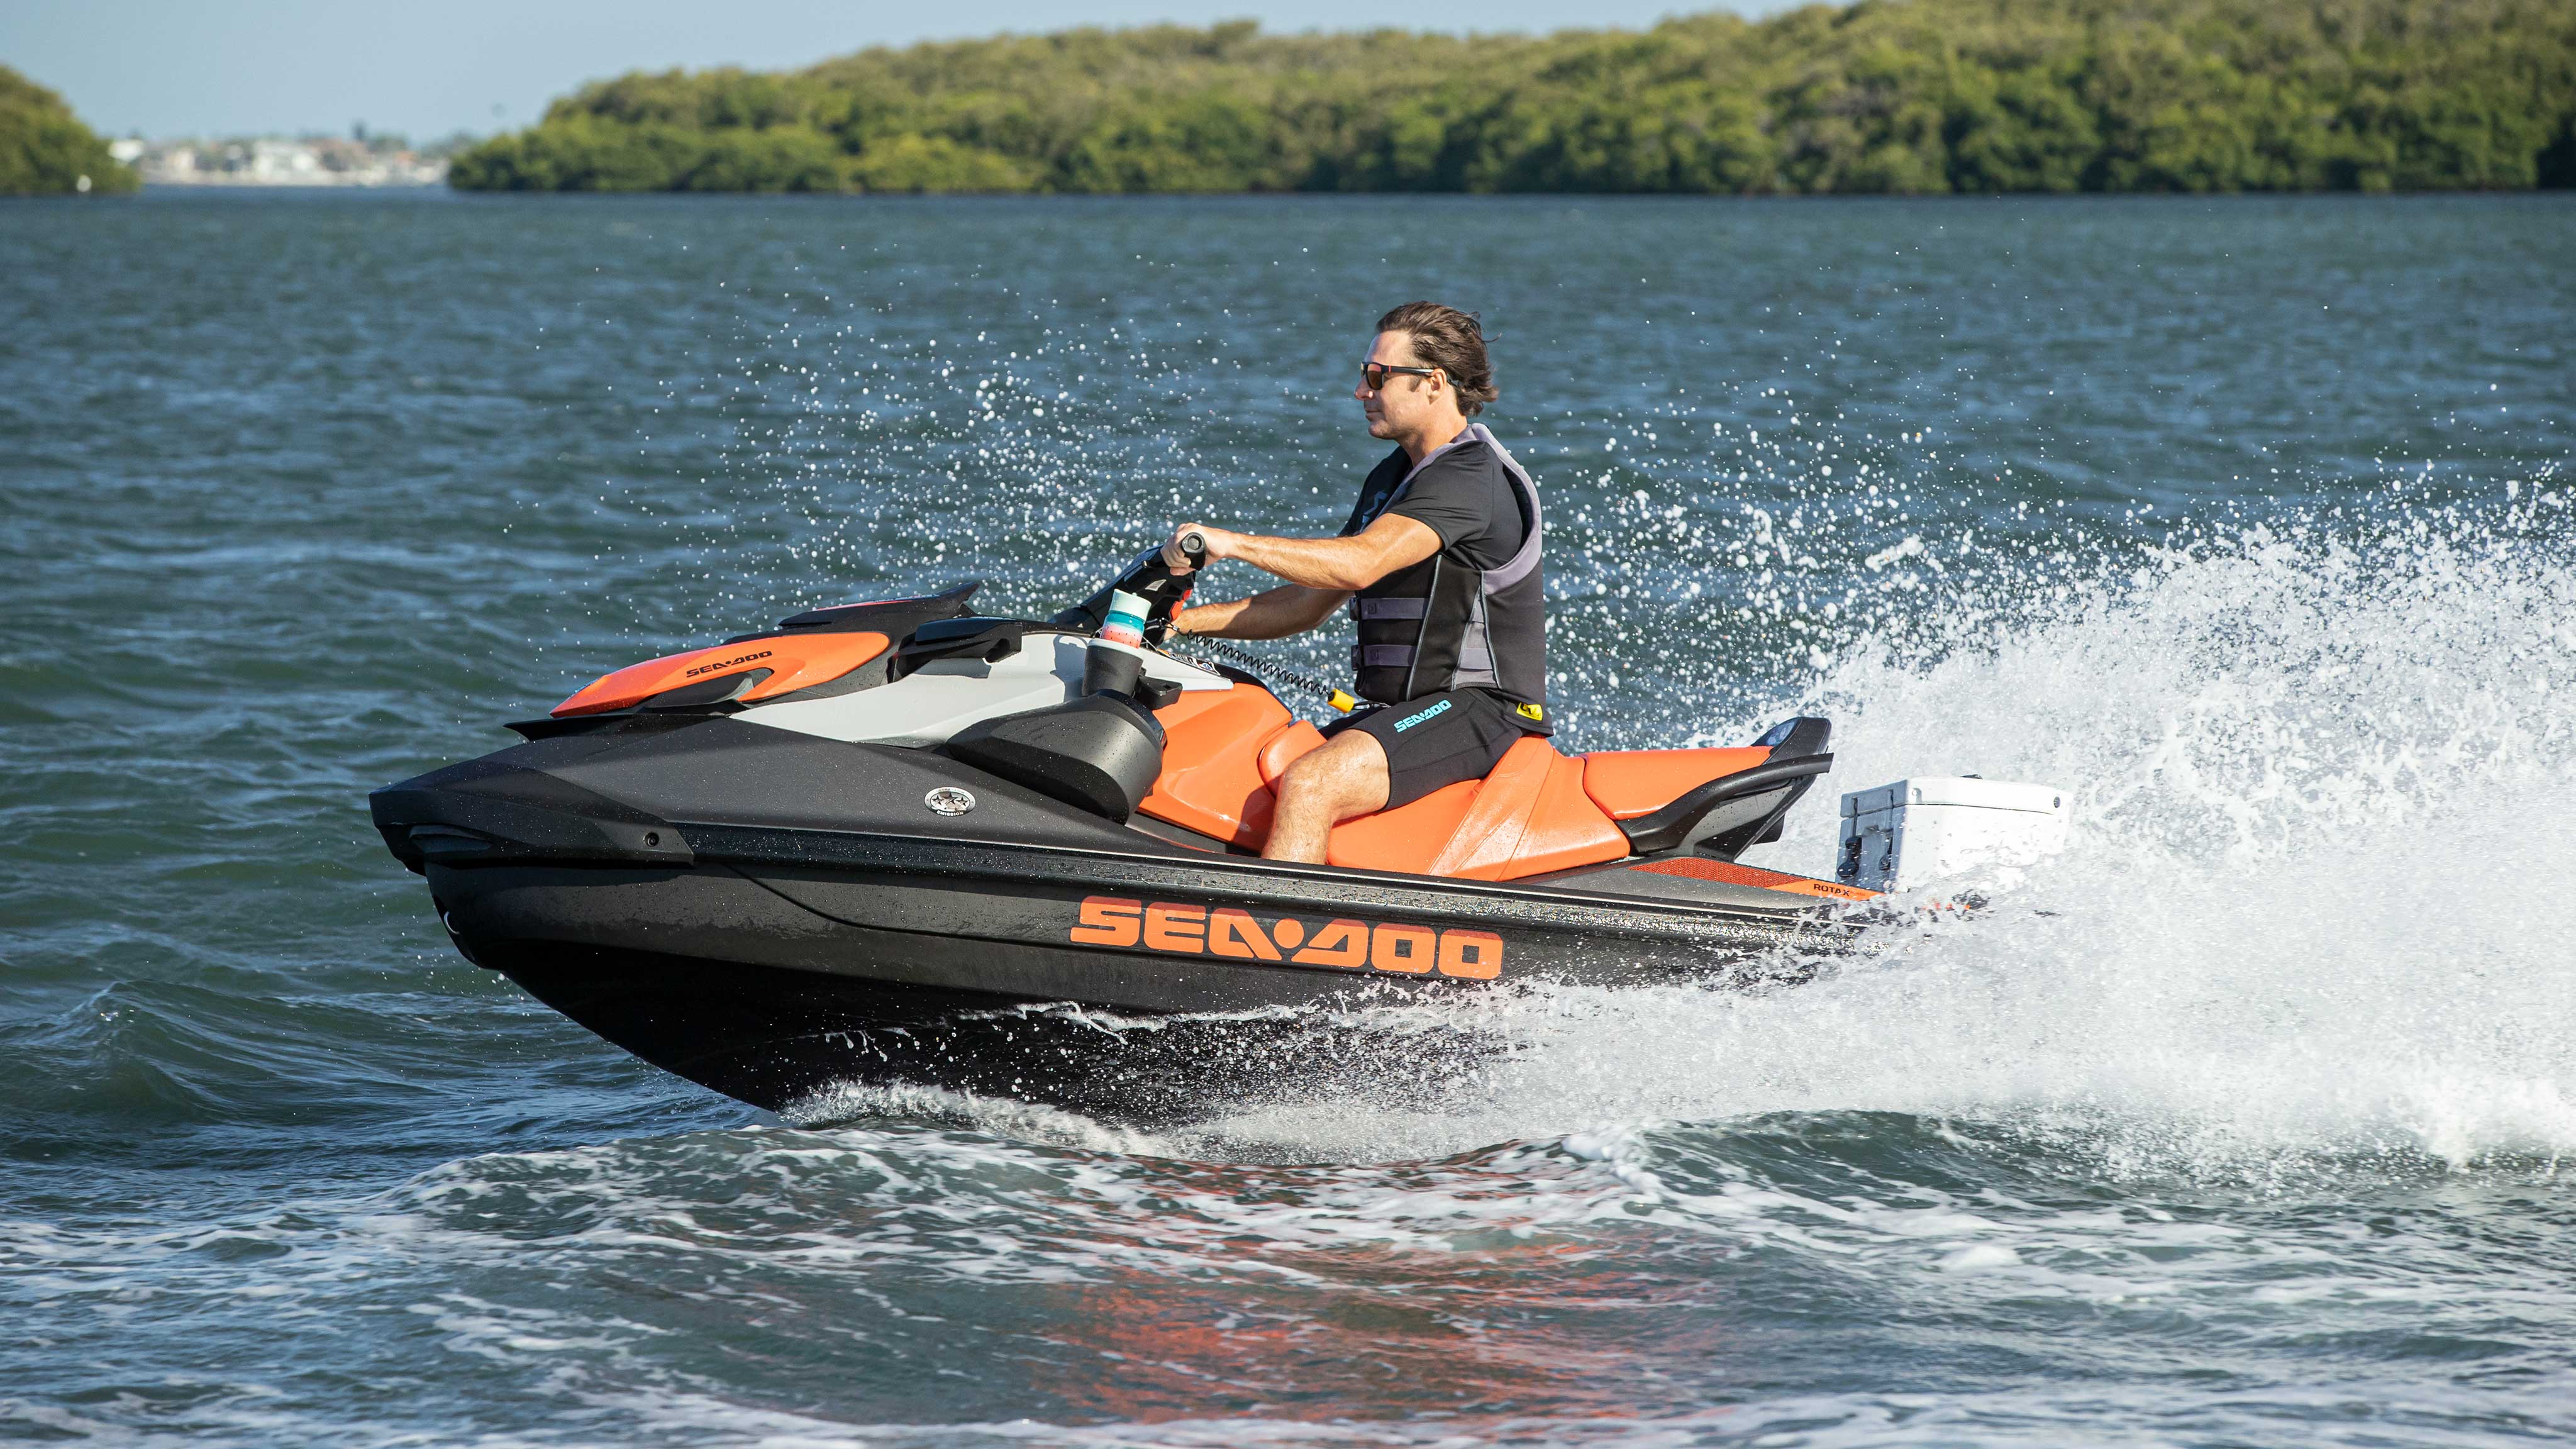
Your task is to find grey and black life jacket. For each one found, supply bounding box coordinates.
[1347,423,1547,717]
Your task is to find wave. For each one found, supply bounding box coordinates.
[1071,504,2576,1177]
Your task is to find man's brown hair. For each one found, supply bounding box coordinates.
[1376,301,1497,416]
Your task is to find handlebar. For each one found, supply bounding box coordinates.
[1048,536,1203,636]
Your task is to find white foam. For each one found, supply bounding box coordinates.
[1354,516,2576,1177]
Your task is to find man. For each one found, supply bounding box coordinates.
[1164,301,1548,864]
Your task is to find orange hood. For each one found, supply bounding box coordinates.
[551,631,889,717]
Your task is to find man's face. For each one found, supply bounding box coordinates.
[1356,330,1437,440]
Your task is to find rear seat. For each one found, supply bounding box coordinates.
[1578,747,1773,820]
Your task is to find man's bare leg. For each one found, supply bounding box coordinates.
[1263,731,1391,863]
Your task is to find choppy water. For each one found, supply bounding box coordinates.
[4,189,2573,1445]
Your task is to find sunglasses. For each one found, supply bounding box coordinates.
[1359,362,1439,392]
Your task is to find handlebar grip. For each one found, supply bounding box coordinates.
[1177,530,1208,568]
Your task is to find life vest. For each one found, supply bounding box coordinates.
[1347,423,1547,715]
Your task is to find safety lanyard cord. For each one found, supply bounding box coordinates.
[1162,635,1351,710]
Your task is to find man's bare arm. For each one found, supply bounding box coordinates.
[1174,584,1348,641]
[1165,513,1441,594]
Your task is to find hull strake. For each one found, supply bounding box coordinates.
[486,943,1518,1122]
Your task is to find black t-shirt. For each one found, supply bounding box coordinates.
[1338,436,1530,568]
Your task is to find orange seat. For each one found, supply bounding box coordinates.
[1426,736,1631,880]
[1579,747,1772,820]
[1257,720,1324,785]
[1330,737,1628,880]
[1136,686,1292,848]
[1141,691,1631,882]
[1325,779,1483,875]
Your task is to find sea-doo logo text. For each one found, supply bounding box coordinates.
[1390,699,1451,733]
[684,648,772,678]
[1068,896,1500,980]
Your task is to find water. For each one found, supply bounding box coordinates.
[4,189,2573,1445]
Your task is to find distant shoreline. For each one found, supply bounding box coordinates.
[448,0,2576,197]
[140,175,446,189]
[86,188,2575,210]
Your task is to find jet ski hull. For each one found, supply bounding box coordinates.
[418,827,1845,1121]
[475,941,1511,1124]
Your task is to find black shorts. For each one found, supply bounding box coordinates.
[1324,688,1548,810]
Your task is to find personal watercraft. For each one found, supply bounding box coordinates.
[372,539,1877,1121]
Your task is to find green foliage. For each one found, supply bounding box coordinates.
[849,135,1036,192]
[445,114,846,192]
[450,0,2576,194]
[0,66,140,196]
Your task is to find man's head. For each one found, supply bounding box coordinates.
[1358,301,1497,447]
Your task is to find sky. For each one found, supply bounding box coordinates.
[2,0,1758,143]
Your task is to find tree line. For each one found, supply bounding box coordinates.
[452,0,2576,194]
[0,67,141,196]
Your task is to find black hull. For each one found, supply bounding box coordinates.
[484,943,1513,1123]
[428,843,1838,1123]
[383,718,1854,1123]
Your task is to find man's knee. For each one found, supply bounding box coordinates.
[1278,733,1387,814]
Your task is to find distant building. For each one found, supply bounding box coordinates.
[133,133,450,187]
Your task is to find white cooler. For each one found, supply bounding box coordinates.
[1836,777,2070,892]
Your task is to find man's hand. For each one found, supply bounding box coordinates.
[1162,523,1245,574]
